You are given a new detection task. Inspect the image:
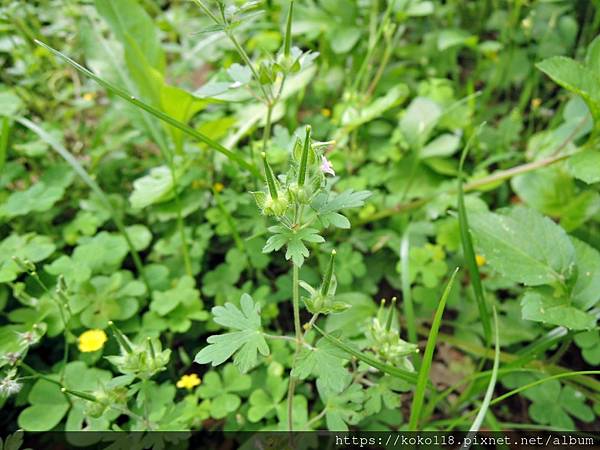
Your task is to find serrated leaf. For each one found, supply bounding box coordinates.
[537,56,600,124]
[263,225,324,266]
[292,337,350,393]
[521,290,596,331]
[313,189,371,229]
[195,294,269,373]
[469,206,575,286]
[568,150,600,184]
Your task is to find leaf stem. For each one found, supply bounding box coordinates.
[287,262,302,431]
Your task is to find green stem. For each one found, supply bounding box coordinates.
[169,165,193,277]
[287,263,302,431]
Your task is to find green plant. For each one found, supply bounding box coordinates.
[2,0,600,438]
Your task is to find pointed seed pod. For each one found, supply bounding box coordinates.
[297,125,311,187]
[385,297,397,331]
[284,1,294,58]
[320,249,336,296]
[61,387,101,403]
[261,152,279,199]
[108,321,133,354]
[147,337,156,361]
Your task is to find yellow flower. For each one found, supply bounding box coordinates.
[83,92,95,101]
[177,373,201,390]
[321,108,331,117]
[531,98,542,109]
[78,329,108,352]
[475,254,486,267]
[213,182,224,193]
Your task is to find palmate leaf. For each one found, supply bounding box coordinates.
[263,225,324,266]
[194,294,269,373]
[312,189,371,229]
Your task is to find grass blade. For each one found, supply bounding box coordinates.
[312,324,419,385]
[0,117,8,173]
[400,231,417,345]
[34,39,261,179]
[463,306,500,446]
[408,267,459,430]
[17,117,152,295]
[443,370,600,430]
[458,124,492,345]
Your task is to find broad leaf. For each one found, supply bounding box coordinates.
[521,290,596,331]
[292,337,351,393]
[537,56,600,124]
[194,294,269,373]
[469,206,575,286]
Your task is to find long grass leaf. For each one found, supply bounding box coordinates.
[458,124,492,345]
[17,117,152,295]
[443,370,600,430]
[312,324,419,385]
[400,231,417,345]
[0,117,8,173]
[408,267,459,430]
[34,39,261,178]
[463,306,500,447]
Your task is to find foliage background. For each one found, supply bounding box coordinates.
[0,0,599,435]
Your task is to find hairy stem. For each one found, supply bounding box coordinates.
[287,262,302,431]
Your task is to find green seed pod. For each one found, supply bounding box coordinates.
[108,321,133,354]
[261,152,279,200]
[12,256,35,273]
[264,194,289,216]
[283,1,294,58]
[385,297,397,332]
[297,125,312,187]
[320,249,336,296]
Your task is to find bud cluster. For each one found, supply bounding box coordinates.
[105,322,171,380]
[367,298,418,371]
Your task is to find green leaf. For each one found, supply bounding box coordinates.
[400,97,442,149]
[537,56,600,124]
[312,189,371,229]
[150,276,202,316]
[293,337,351,393]
[263,225,324,266]
[408,268,459,430]
[318,381,364,431]
[0,233,55,283]
[194,294,269,373]
[571,237,600,310]
[34,41,260,178]
[95,0,164,71]
[313,325,418,385]
[247,375,288,422]
[521,290,596,331]
[458,129,492,345]
[197,364,251,419]
[129,166,174,209]
[568,150,600,184]
[469,206,575,286]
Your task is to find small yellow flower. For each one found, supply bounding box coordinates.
[321,108,331,117]
[531,98,542,109]
[78,329,108,353]
[475,254,486,267]
[213,182,224,193]
[176,373,201,390]
[83,92,96,101]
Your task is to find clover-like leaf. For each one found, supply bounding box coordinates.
[194,294,269,373]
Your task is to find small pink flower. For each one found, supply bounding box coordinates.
[321,156,335,176]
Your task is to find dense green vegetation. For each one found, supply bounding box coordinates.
[1,0,599,438]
